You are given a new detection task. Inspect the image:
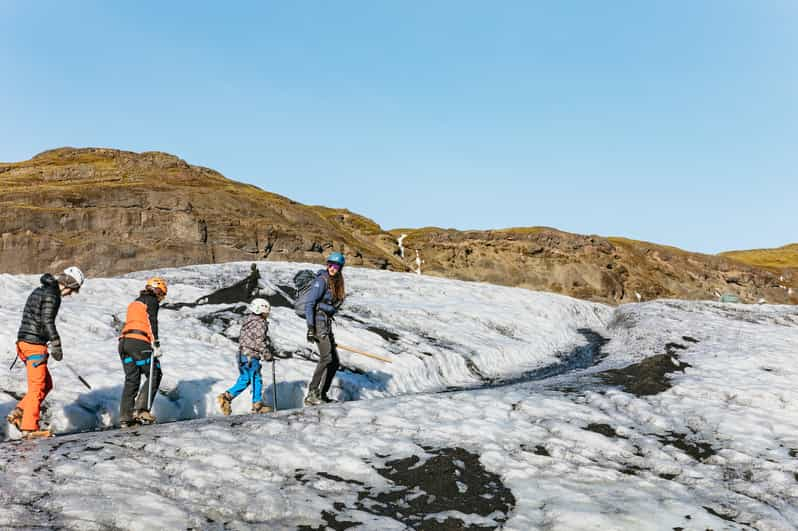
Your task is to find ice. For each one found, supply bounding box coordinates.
[0,263,796,529]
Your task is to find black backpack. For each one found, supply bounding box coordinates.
[293,270,320,319]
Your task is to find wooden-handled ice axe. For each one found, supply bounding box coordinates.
[336,343,392,363]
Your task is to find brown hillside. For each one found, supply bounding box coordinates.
[0,147,405,276]
[721,244,798,271]
[390,229,795,304]
[1,147,793,305]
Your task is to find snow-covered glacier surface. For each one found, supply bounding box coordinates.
[1,261,796,530]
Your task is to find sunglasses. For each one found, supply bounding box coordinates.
[326,262,342,272]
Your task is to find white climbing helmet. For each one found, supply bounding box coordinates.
[250,298,271,316]
[62,266,86,291]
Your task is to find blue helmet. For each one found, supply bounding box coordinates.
[326,251,346,267]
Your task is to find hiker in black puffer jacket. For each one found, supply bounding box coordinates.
[8,267,85,439]
[16,274,64,354]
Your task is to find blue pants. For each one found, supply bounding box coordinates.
[227,355,262,404]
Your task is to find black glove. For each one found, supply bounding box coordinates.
[49,339,63,361]
[306,326,317,343]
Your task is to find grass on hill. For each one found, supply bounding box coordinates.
[312,206,385,235]
[721,244,798,270]
[608,237,700,257]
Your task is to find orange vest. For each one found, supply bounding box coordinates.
[120,301,154,344]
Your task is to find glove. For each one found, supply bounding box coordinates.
[49,339,63,361]
[320,302,338,316]
[306,326,317,343]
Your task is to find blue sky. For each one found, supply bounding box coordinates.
[1,1,795,254]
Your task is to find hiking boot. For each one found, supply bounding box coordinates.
[217,392,233,416]
[304,389,322,406]
[21,429,53,439]
[120,419,141,429]
[134,410,156,425]
[251,401,272,414]
[6,407,23,430]
[320,394,336,403]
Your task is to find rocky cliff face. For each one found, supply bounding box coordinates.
[1,147,794,305]
[0,148,405,277]
[390,228,796,304]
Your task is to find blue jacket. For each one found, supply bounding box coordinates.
[305,270,339,328]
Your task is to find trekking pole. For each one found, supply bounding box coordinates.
[64,362,92,390]
[335,343,392,363]
[271,359,278,412]
[147,349,155,410]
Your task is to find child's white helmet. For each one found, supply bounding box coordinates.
[250,298,270,315]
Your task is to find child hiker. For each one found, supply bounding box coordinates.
[6,267,85,439]
[217,298,275,415]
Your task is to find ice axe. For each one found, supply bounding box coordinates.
[65,362,92,390]
[335,343,392,363]
[8,345,20,370]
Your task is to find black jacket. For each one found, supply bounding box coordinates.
[137,291,160,344]
[17,274,62,354]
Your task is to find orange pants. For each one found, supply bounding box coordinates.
[16,341,52,431]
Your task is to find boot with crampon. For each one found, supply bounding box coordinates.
[6,407,23,430]
[217,392,233,416]
[134,410,156,425]
[303,389,322,406]
[251,401,272,414]
[21,429,53,439]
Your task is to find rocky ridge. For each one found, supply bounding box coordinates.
[1,147,794,305]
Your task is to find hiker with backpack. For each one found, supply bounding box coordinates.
[217,298,275,415]
[300,252,346,406]
[118,277,167,428]
[6,267,85,439]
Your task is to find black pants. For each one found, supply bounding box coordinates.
[119,338,162,422]
[309,327,339,396]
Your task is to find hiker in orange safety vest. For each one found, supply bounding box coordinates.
[6,267,85,439]
[118,277,167,428]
